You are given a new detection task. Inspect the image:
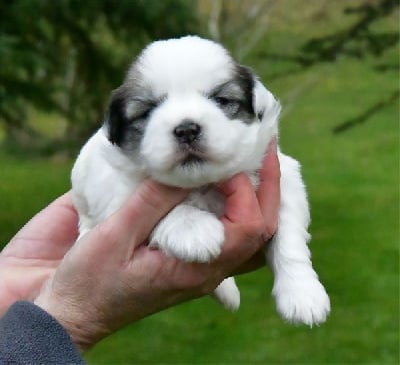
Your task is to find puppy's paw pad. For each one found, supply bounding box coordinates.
[150,209,224,263]
[273,278,330,326]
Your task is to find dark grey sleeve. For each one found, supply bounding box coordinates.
[0,301,85,364]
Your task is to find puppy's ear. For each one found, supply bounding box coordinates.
[253,79,281,124]
[235,65,256,117]
[235,64,280,124]
[104,86,129,146]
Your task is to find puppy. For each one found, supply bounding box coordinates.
[71,36,330,326]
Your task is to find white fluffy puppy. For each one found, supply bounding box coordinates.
[72,36,330,326]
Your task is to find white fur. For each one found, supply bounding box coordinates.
[71,36,330,324]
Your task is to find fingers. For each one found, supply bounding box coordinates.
[256,138,281,240]
[213,139,280,273]
[37,192,79,239]
[216,173,264,237]
[215,174,265,267]
[94,180,189,252]
[43,192,80,251]
[231,250,266,275]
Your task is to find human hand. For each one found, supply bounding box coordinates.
[0,192,79,317]
[33,140,280,351]
[0,140,280,351]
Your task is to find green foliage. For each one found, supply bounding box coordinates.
[0,0,198,149]
[298,0,399,65]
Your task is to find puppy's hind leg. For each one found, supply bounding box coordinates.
[267,153,330,326]
[212,277,240,311]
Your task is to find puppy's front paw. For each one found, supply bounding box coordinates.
[149,206,224,263]
[273,276,330,326]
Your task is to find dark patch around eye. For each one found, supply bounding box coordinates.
[117,99,161,151]
[211,95,240,118]
[214,96,230,106]
[106,85,161,148]
[209,65,256,123]
[215,96,242,113]
[131,102,155,121]
[130,95,166,121]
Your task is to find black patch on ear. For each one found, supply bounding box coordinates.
[235,65,255,117]
[105,87,130,146]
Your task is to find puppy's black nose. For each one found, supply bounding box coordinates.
[173,120,201,144]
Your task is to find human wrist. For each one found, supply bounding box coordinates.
[34,291,105,352]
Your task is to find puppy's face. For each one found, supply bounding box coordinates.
[105,36,279,188]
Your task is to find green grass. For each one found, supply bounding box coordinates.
[0,155,72,245]
[1,4,399,364]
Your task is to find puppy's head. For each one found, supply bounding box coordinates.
[104,36,280,188]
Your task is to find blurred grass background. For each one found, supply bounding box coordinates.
[0,0,399,364]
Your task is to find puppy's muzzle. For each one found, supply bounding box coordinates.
[173,120,202,145]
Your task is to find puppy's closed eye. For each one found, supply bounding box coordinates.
[107,86,163,146]
[212,96,242,117]
[128,99,159,121]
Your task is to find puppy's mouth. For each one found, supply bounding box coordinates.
[177,145,208,167]
[181,153,204,166]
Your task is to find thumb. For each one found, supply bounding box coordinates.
[92,180,189,252]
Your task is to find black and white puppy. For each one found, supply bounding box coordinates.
[71,36,330,326]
